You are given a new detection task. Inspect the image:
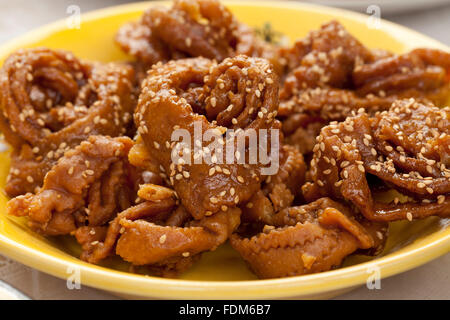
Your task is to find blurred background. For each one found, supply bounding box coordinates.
[0,0,448,300]
[0,0,450,44]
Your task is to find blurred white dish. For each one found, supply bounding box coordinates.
[0,280,29,300]
[305,0,450,15]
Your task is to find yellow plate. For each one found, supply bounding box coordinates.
[0,1,449,300]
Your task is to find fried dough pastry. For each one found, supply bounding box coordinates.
[280,21,374,91]
[303,99,450,222]
[77,183,240,272]
[7,136,134,235]
[231,198,386,279]
[135,55,280,219]
[0,48,136,196]
[116,0,281,73]
[242,144,306,223]
[117,206,241,266]
[3,0,450,281]
[279,21,450,154]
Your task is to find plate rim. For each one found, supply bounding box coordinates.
[0,0,449,299]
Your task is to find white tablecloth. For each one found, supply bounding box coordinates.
[0,0,448,300]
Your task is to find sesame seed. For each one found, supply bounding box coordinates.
[182,252,190,257]
[363,138,370,146]
[237,176,244,183]
[342,170,349,179]
[210,197,218,204]
[406,212,413,221]
[320,142,325,152]
[159,234,167,244]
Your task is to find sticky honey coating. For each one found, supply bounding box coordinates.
[241,144,307,223]
[278,21,450,154]
[0,48,136,197]
[7,135,135,235]
[115,0,282,77]
[304,99,450,222]
[231,198,387,279]
[134,55,280,220]
[75,183,240,271]
[1,0,449,280]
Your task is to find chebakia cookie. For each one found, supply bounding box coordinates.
[7,135,134,235]
[278,21,450,154]
[115,0,282,77]
[303,99,449,222]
